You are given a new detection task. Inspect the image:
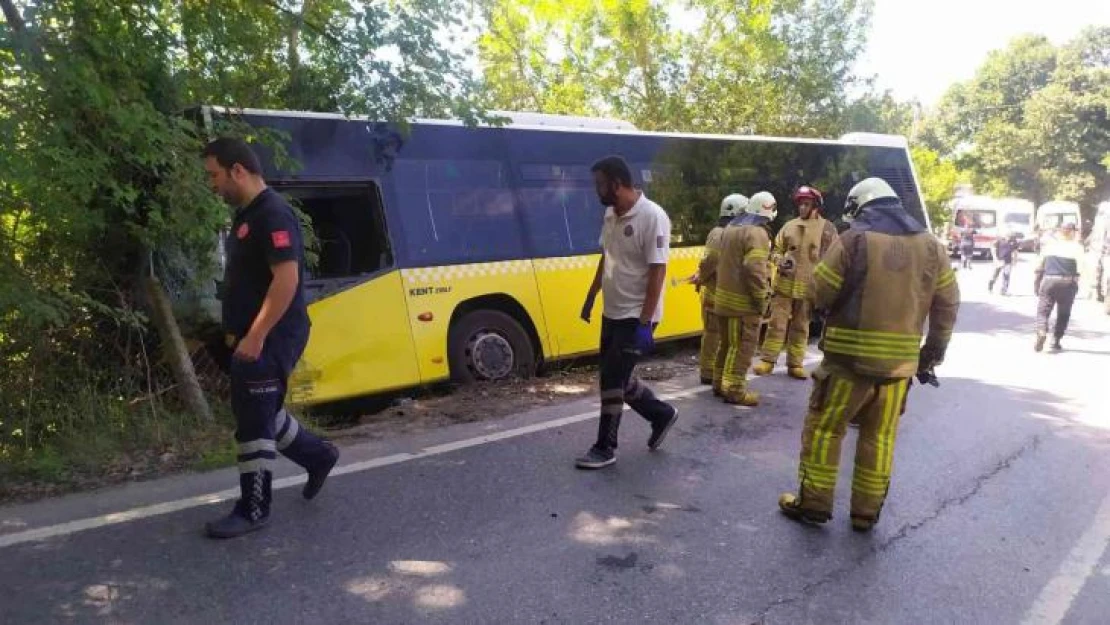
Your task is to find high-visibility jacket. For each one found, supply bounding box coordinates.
[698,226,725,309]
[811,229,960,378]
[714,224,771,318]
[771,216,838,299]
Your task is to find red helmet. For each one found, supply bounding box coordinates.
[793,185,824,208]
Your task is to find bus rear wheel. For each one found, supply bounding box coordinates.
[448,310,536,384]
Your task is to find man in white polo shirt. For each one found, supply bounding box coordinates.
[576,156,679,469]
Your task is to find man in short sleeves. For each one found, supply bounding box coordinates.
[202,138,340,539]
[576,156,679,469]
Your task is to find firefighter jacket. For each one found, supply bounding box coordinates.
[714,223,771,318]
[811,214,960,379]
[698,226,725,309]
[771,216,838,300]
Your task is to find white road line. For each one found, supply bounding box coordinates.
[1022,488,1110,625]
[0,384,709,549]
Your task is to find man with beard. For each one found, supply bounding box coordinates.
[575,156,679,469]
[201,138,340,538]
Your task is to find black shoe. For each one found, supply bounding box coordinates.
[575,446,616,469]
[648,407,679,451]
[700,376,713,386]
[1050,340,1063,353]
[205,509,270,539]
[303,442,340,500]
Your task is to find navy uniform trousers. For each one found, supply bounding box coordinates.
[229,326,333,521]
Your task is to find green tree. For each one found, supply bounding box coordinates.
[921,28,1109,216]
[0,0,485,477]
[910,146,962,230]
[477,0,876,136]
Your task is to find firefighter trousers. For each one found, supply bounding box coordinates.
[760,295,811,367]
[794,360,910,522]
[594,317,675,451]
[699,306,722,380]
[1036,277,1079,339]
[713,315,761,399]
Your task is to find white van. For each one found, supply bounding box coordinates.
[1036,201,1082,249]
[997,198,1035,251]
[947,195,1000,258]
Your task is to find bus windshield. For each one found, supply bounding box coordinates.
[1043,214,1079,228]
[1004,213,1030,225]
[955,209,996,228]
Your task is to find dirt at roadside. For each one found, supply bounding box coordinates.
[322,343,701,443]
[0,344,701,505]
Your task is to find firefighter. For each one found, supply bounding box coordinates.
[753,185,838,379]
[201,138,341,539]
[778,178,960,531]
[713,192,775,406]
[693,194,749,385]
[1034,222,1084,352]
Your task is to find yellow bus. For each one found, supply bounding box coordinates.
[198,107,928,406]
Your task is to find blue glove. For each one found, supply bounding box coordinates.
[632,323,655,355]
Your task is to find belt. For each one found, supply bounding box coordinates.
[1043,275,1079,281]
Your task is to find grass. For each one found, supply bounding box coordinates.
[0,392,238,502]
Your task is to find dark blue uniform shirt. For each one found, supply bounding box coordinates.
[222,188,310,339]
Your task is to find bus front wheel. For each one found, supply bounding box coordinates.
[448,310,536,384]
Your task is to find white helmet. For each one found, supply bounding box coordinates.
[720,193,749,218]
[745,191,778,220]
[844,177,898,220]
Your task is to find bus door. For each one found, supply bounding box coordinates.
[278,182,421,404]
[508,131,613,359]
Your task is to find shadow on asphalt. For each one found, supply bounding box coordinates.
[5,333,1110,624]
[953,300,1103,341]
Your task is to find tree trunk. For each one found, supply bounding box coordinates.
[143,274,213,422]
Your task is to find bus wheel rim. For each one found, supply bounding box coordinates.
[468,331,514,380]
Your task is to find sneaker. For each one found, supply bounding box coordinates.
[778,492,830,525]
[1034,333,1046,352]
[1050,340,1062,353]
[752,361,774,376]
[303,442,340,500]
[787,366,807,380]
[723,390,760,406]
[205,509,270,539]
[575,446,616,470]
[648,407,679,451]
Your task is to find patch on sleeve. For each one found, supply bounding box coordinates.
[656,235,667,249]
[271,230,292,249]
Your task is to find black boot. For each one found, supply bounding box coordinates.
[303,442,340,500]
[206,471,272,539]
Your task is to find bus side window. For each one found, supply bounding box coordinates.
[393,159,525,264]
[518,164,602,257]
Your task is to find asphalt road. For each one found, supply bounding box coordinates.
[3,255,1110,625]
